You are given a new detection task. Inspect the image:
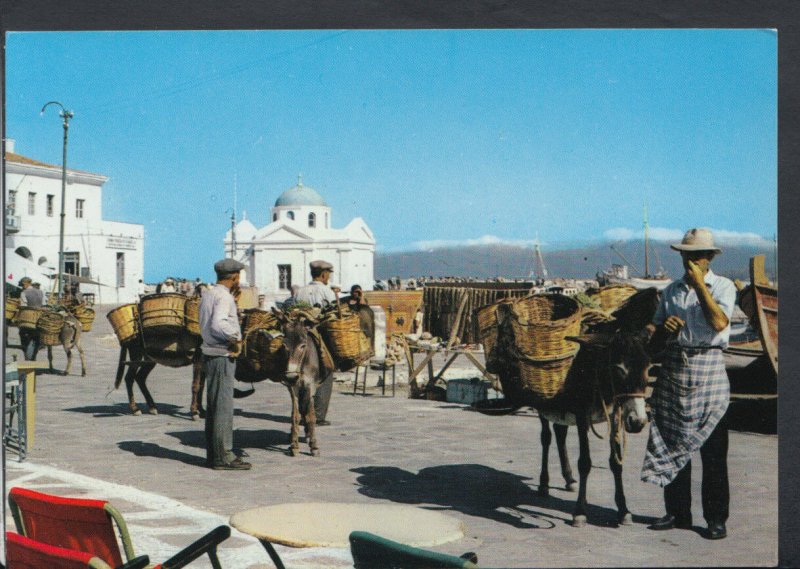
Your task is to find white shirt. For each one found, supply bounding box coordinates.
[296,280,337,308]
[200,284,241,356]
[653,269,737,349]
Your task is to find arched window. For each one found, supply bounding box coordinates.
[308,212,316,228]
[15,246,32,260]
[287,211,295,220]
[273,212,277,222]
[37,256,48,266]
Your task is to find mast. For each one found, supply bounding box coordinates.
[533,233,548,282]
[643,204,650,278]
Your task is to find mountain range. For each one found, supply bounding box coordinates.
[375,239,778,283]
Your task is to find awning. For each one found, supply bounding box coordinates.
[5,251,56,287]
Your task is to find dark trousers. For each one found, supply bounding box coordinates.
[19,329,40,361]
[313,370,334,422]
[204,355,236,466]
[664,413,729,525]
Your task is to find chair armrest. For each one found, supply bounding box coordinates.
[117,555,150,569]
[160,525,231,569]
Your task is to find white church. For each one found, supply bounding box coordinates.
[224,177,375,298]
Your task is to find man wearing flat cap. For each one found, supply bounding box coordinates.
[18,276,44,360]
[642,228,736,540]
[199,258,251,470]
[295,260,337,425]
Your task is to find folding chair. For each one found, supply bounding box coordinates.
[6,532,150,569]
[8,487,231,569]
[349,531,479,569]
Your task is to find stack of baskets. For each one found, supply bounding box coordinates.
[319,311,372,371]
[5,297,20,322]
[71,304,96,332]
[509,294,582,400]
[236,309,287,382]
[37,310,65,346]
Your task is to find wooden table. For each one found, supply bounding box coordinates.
[4,361,48,460]
[408,345,495,393]
[229,502,465,569]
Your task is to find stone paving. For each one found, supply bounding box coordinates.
[3,306,778,568]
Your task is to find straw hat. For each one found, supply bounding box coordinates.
[670,228,722,254]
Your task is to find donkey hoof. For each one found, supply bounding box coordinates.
[536,487,549,498]
[566,481,578,492]
[133,409,142,416]
[191,413,200,422]
[290,447,299,457]
[619,512,633,526]
[572,515,587,528]
[311,449,320,457]
[61,371,68,377]
[81,371,86,377]
[148,408,158,415]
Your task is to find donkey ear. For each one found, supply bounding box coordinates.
[566,333,613,347]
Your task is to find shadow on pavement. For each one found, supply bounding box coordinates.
[234,409,292,423]
[352,463,638,528]
[65,403,184,417]
[167,428,292,454]
[118,440,206,466]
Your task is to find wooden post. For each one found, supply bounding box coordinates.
[446,291,469,350]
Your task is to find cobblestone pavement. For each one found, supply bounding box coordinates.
[4,306,778,568]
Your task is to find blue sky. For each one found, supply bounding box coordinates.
[5,29,776,281]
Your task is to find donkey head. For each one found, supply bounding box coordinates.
[569,330,651,434]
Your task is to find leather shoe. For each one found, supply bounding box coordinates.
[211,457,252,470]
[706,522,727,540]
[648,514,692,531]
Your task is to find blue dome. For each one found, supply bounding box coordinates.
[274,181,328,207]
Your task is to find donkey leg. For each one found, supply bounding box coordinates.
[554,423,577,491]
[304,386,319,457]
[191,357,205,420]
[47,345,54,371]
[124,367,142,416]
[288,386,300,456]
[609,420,632,525]
[136,363,159,414]
[538,416,552,497]
[572,414,592,527]
[63,346,73,376]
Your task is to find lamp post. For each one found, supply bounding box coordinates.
[40,101,73,302]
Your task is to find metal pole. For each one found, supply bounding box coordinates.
[41,102,73,303]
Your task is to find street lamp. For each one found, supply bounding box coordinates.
[40,101,74,302]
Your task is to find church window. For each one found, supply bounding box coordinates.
[287,211,295,220]
[308,212,316,228]
[278,264,292,290]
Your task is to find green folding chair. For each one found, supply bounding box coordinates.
[349,531,479,569]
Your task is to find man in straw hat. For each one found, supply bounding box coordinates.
[295,260,337,425]
[18,276,44,361]
[199,258,251,470]
[642,228,736,539]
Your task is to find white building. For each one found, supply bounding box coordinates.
[4,140,144,304]
[224,178,375,298]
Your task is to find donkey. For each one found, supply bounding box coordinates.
[45,314,87,377]
[490,288,658,527]
[271,313,331,457]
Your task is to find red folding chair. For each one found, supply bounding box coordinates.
[6,532,150,569]
[8,487,230,569]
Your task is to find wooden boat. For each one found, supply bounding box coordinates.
[740,255,778,375]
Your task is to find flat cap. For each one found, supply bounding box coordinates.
[309,260,334,272]
[18,277,32,285]
[214,258,246,273]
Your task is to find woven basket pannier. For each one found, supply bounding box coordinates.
[37,310,65,346]
[319,312,372,369]
[185,296,201,336]
[475,298,515,357]
[140,293,187,334]
[5,297,20,321]
[14,307,45,330]
[588,284,638,313]
[517,354,575,400]
[71,304,96,332]
[107,303,140,345]
[510,295,581,361]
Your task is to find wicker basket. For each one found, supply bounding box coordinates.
[580,308,615,332]
[475,299,514,356]
[14,307,45,330]
[71,305,96,332]
[242,309,278,335]
[517,354,575,400]
[588,285,638,313]
[6,297,20,321]
[319,312,372,368]
[240,328,286,380]
[107,303,140,345]
[510,295,581,361]
[37,310,65,346]
[140,293,187,333]
[185,296,201,336]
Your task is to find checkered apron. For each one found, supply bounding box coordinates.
[641,345,730,487]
